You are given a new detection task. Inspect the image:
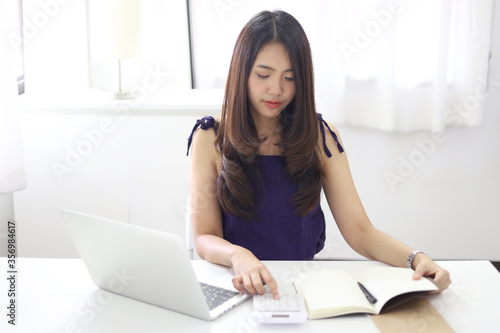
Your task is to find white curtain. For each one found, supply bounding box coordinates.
[0,1,27,195]
[315,0,494,132]
[189,0,493,132]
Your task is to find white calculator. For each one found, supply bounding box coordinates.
[252,292,308,324]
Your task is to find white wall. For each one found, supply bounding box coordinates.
[6,2,500,261]
[11,88,500,260]
[318,92,500,260]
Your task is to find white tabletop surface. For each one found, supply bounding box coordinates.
[1,258,499,333]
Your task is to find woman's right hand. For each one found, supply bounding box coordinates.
[230,246,280,300]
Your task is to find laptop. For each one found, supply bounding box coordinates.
[61,209,250,321]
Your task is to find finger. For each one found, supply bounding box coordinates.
[412,262,431,280]
[433,270,452,291]
[261,271,280,300]
[242,274,257,295]
[429,280,451,294]
[232,275,245,293]
[433,269,450,285]
[250,272,266,295]
[412,270,423,280]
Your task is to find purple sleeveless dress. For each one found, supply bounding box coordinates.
[187,114,344,260]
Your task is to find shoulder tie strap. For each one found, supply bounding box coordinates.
[317,113,344,157]
[186,116,217,156]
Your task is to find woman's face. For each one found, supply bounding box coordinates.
[247,43,296,126]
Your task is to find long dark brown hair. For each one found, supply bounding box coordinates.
[216,10,322,219]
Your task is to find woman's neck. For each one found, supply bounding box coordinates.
[254,119,282,155]
[252,115,281,138]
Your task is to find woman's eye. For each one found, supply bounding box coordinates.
[285,77,294,81]
[257,74,269,79]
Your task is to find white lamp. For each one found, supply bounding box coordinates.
[87,0,143,99]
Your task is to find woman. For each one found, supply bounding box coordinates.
[187,10,450,300]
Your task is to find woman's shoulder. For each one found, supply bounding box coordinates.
[186,115,221,156]
[316,114,344,158]
[195,115,220,129]
[316,115,339,133]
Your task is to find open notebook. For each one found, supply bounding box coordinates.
[295,266,438,319]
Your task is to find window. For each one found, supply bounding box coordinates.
[18,0,494,132]
[19,0,191,104]
[188,0,326,89]
[188,0,494,132]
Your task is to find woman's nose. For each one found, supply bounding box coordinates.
[267,77,283,96]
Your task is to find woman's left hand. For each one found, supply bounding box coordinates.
[412,254,451,293]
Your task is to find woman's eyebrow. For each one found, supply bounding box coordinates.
[256,64,294,72]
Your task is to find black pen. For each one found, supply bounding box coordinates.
[358,282,377,304]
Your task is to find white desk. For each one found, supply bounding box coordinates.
[1,258,499,333]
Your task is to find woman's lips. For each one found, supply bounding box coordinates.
[264,101,281,109]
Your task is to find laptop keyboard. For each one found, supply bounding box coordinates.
[200,282,239,311]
